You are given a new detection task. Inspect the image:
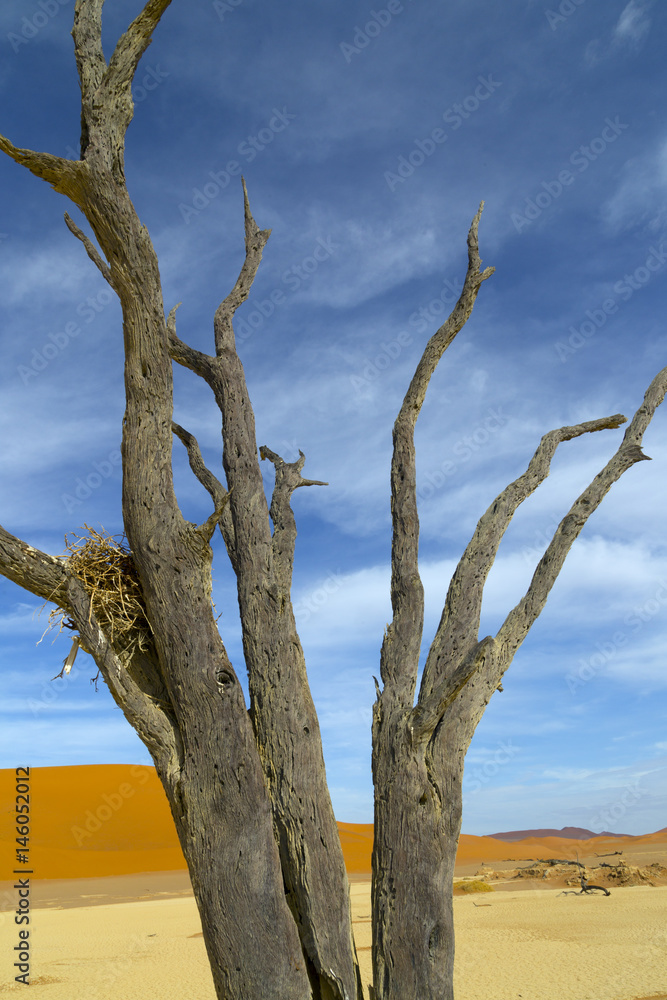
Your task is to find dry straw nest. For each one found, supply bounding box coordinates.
[49,525,152,657]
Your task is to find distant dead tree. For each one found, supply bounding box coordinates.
[0,3,664,999]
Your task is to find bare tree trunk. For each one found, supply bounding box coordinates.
[0,524,312,1000]
[169,187,361,1000]
[0,3,359,997]
[371,204,667,999]
[372,705,464,999]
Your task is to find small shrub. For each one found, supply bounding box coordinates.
[453,879,494,893]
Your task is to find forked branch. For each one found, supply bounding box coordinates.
[172,422,236,558]
[71,0,173,170]
[214,178,271,355]
[106,0,175,94]
[167,304,213,378]
[419,412,627,702]
[167,184,275,577]
[495,365,667,671]
[260,446,327,588]
[380,203,494,702]
[410,635,496,741]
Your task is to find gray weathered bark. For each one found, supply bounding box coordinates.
[0,3,359,998]
[371,204,667,999]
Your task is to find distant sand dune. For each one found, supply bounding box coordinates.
[2,765,662,880]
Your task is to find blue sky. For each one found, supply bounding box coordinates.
[1,0,666,836]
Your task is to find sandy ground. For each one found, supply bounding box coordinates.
[2,766,666,997]
[1,877,666,999]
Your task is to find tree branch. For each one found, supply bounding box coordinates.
[495,365,667,672]
[72,0,107,157]
[167,303,214,377]
[106,0,174,95]
[64,212,114,287]
[0,134,81,195]
[410,636,496,741]
[419,413,626,704]
[0,524,181,774]
[214,178,271,356]
[380,203,494,704]
[172,421,236,559]
[71,0,172,174]
[259,446,327,590]
[64,575,182,776]
[0,526,70,609]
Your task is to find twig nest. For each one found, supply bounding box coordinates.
[49,524,152,657]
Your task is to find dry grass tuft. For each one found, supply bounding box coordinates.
[48,524,152,657]
[453,879,494,894]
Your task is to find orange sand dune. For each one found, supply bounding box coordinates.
[0,765,660,880]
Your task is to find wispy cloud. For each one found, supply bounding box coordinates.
[600,137,667,237]
[585,0,654,66]
[613,0,654,45]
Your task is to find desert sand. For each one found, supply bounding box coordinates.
[1,765,666,998]
[0,878,666,998]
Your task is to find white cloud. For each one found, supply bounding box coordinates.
[0,602,45,636]
[613,0,653,44]
[542,767,594,781]
[0,241,96,308]
[601,139,667,236]
[585,0,654,66]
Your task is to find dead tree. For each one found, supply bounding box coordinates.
[579,876,611,895]
[0,4,665,1000]
[0,4,358,999]
[370,207,666,998]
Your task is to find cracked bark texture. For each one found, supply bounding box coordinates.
[371,204,666,999]
[0,3,358,998]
